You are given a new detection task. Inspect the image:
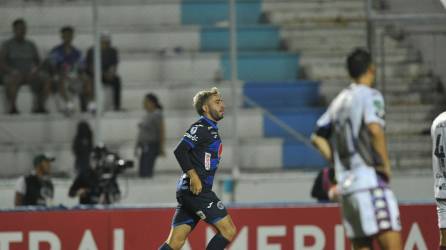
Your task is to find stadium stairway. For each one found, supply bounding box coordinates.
[0,0,328,177]
[264,0,441,170]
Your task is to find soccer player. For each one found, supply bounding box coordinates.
[159,87,236,250]
[311,48,402,250]
[431,112,446,250]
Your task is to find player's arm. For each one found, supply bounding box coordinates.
[365,92,391,179]
[174,125,207,195]
[368,123,391,179]
[174,142,202,195]
[311,112,333,162]
[311,134,332,162]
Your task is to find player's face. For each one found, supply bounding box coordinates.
[205,94,225,121]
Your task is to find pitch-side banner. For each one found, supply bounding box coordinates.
[0,203,436,250]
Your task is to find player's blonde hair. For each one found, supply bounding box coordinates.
[193,87,221,115]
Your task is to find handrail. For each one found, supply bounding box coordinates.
[243,95,315,149]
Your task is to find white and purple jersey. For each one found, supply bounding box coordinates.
[431,112,446,199]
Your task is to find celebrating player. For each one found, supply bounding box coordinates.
[311,48,402,250]
[159,87,236,250]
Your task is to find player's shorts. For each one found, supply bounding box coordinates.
[341,187,401,239]
[172,190,228,228]
[436,199,446,229]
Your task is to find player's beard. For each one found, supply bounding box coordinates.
[209,108,224,121]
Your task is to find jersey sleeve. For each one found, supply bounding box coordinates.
[180,124,209,149]
[15,176,26,194]
[364,90,385,127]
[314,110,332,139]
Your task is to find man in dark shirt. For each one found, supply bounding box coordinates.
[14,154,54,207]
[85,32,122,111]
[159,87,237,250]
[0,19,50,114]
[47,26,90,113]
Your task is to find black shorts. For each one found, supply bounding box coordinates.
[172,190,228,228]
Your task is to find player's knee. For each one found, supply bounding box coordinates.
[167,236,186,250]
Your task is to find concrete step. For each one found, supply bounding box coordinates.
[0,2,182,32]
[0,82,240,113]
[263,1,364,12]
[0,27,200,55]
[387,135,431,155]
[0,109,264,144]
[303,60,426,80]
[0,137,284,177]
[386,119,430,134]
[392,156,432,170]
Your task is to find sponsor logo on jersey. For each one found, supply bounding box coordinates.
[205,152,211,170]
[184,132,198,142]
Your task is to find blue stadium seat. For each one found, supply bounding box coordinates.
[181,0,262,25]
[201,26,280,51]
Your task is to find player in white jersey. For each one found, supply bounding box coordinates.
[431,112,446,250]
[311,48,402,250]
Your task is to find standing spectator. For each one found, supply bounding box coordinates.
[85,32,122,111]
[15,154,54,207]
[47,26,92,113]
[0,18,49,114]
[135,93,165,178]
[72,120,93,174]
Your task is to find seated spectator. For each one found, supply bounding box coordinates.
[15,153,54,207]
[85,32,122,111]
[46,26,92,114]
[0,18,50,114]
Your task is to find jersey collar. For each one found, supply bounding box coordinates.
[200,115,218,130]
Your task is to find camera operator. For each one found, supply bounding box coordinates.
[69,145,131,205]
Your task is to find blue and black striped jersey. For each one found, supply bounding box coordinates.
[175,116,223,192]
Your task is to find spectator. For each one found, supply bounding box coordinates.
[135,93,165,178]
[0,18,50,114]
[46,26,92,114]
[310,167,337,202]
[15,153,54,207]
[85,32,122,111]
[72,120,93,174]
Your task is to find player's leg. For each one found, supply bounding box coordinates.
[351,237,372,250]
[375,188,402,250]
[441,229,446,250]
[160,224,193,250]
[207,215,237,250]
[376,230,402,250]
[160,201,199,250]
[437,199,446,249]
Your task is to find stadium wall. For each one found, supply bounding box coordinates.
[0,203,435,249]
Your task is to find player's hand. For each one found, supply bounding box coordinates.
[188,169,202,195]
